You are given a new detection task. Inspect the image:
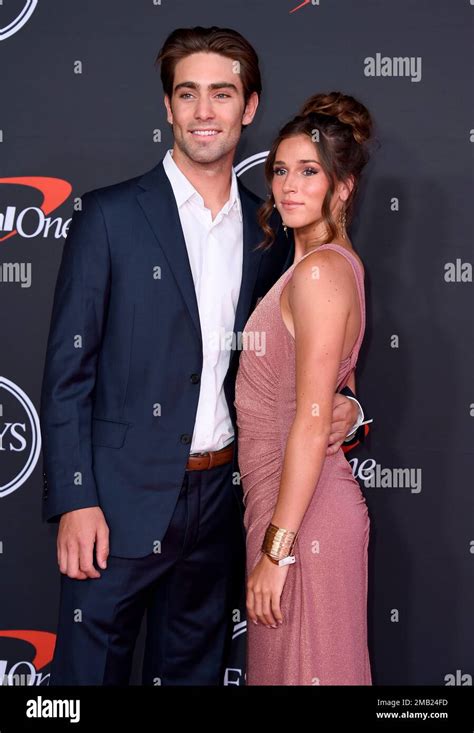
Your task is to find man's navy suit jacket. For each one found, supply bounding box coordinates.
[40,158,294,557]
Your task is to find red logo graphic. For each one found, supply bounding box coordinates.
[0,177,71,242]
[291,0,311,13]
[0,630,56,671]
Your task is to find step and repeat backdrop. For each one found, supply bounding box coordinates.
[0,0,472,687]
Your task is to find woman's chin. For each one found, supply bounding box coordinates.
[286,217,316,231]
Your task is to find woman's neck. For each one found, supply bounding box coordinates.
[293,233,354,264]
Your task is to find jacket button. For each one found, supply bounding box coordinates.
[190,373,200,384]
[180,434,191,445]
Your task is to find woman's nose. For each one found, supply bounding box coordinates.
[282,175,297,193]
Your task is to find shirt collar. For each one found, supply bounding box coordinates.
[163,148,242,223]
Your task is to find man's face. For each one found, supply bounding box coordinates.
[164,52,258,165]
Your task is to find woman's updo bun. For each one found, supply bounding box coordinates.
[299,91,372,145]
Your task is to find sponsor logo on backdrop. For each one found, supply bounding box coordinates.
[0,0,38,41]
[0,177,72,243]
[232,620,247,640]
[224,667,245,685]
[235,151,269,177]
[224,615,246,685]
[0,630,55,685]
[0,377,41,498]
[291,0,317,13]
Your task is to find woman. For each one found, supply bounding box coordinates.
[234,92,373,685]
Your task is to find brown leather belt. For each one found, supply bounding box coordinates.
[186,441,234,471]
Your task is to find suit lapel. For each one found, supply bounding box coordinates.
[136,159,264,344]
[136,161,202,340]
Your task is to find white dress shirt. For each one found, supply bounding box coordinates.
[162,148,243,453]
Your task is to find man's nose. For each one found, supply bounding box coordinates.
[194,97,215,120]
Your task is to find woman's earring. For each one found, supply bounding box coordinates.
[339,207,347,239]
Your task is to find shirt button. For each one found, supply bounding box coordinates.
[190,373,200,384]
[180,434,192,445]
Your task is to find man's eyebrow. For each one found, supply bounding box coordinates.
[174,81,239,93]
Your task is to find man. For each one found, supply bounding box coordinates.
[40,26,366,685]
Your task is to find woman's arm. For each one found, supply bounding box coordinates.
[245,248,359,628]
[271,249,356,533]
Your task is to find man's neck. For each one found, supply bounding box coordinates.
[171,145,235,219]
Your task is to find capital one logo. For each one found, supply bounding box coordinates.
[0,630,55,686]
[0,177,72,243]
[0,0,38,41]
[0,377,41,498]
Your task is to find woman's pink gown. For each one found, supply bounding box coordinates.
[234,242,372,685]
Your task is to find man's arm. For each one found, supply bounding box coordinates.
[327,370,372,455]
[340,370,371,454]
[40,191,111,578]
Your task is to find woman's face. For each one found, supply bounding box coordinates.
[271,134,343,233]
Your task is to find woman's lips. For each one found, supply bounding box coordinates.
[281,201,303,209]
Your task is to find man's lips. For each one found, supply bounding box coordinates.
[189,129,221,137]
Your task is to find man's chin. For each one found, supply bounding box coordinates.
[178,138,233,165]
[188,148,226,164]
[190,150,224,163]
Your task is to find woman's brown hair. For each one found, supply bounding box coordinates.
[257,92,374,250]
[156,26,262,105]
